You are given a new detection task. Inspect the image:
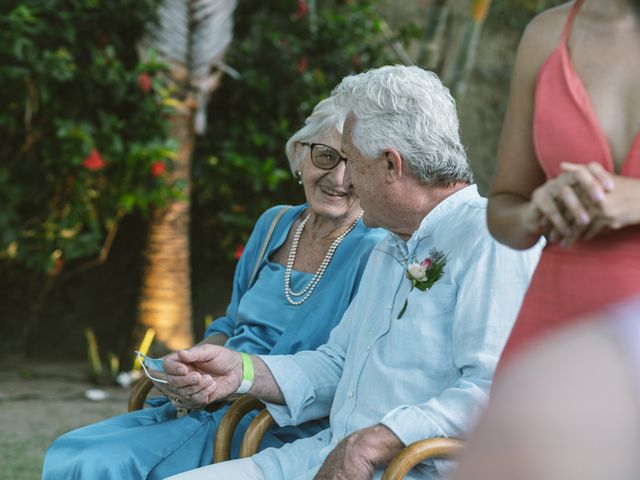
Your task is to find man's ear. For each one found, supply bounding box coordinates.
[383,148,403,182]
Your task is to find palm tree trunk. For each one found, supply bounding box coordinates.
[137,105,195,351]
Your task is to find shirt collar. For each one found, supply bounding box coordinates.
[387,184,479,260]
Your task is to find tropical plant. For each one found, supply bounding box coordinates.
[192,0,415,270]
[0,1,178,274]
[0,0,181,353]
[136,0,237,351]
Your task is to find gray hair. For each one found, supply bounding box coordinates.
[331,65,473,186]
[285,96,347,173]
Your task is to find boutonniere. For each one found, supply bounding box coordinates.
[397,248,447,319]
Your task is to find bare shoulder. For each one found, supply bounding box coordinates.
[516,2,573,73]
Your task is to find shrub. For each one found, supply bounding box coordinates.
[193,0,415,260]
[0,0,179,273]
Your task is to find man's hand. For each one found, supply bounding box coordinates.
[164,344,244,405]
[314,424,404,480]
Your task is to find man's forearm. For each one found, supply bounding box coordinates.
[247,355,285,405]
[313,424,405,479]
[352,424,405,467]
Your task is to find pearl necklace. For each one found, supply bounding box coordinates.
[284,212,363,305]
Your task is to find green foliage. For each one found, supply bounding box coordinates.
[194,0,414,260]
[0,0,179,273]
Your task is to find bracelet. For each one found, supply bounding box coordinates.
[234,352,254,394]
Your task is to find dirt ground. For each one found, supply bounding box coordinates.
[0,357,133,480]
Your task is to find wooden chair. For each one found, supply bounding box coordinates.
[128,376,155,412]
[128,383,464,477]
[127,377,257,463]
[221,394,465,479]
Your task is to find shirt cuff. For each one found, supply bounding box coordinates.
[257,354,317,426]
[380,405,446,447]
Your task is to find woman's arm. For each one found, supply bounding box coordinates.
[487,12,560,249]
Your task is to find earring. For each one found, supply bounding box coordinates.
[295,171,303,185]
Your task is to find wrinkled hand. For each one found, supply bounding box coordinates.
[142,352,205,409]
[164,344,243,406]
[314,425,404,480]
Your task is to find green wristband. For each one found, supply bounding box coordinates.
[235,352,254,394]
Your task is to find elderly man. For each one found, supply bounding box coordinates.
[166,65,541,480]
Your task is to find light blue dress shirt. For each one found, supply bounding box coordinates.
[253,186,542,480]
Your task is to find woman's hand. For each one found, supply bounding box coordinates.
[559,163,640,242]
[525,162,614,246]
[164,345,243,406]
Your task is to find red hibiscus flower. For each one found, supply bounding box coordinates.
[138,72,152,93]
[297,0,308,19]
[297,56,309,74]
[82,149,106,171]
[233,244,245,260]
[150,161,166,177]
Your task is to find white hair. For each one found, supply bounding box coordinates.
[285,96,346,173]
[331,65,473,186]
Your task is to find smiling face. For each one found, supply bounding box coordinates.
[298,127,361,222]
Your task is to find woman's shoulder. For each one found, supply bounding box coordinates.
[520,2,572,58]
[254,204,305,230]
[508,3,569,78]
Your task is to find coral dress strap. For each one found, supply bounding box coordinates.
[560,0,586,43]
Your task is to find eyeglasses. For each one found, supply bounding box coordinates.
[300,142,348,170]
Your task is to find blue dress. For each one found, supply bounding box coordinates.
[42,204,385,480]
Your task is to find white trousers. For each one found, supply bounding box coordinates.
[164,458,265,480]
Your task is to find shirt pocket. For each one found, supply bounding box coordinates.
[403,282,457,318]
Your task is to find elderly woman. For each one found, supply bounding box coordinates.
[42,96,385,479]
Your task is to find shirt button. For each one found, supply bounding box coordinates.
[347,391,354,398]
[365,345,371,351]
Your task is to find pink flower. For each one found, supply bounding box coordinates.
[420,257,433,269]
[233,244,245,260]
[138,72,152,93]
[297,0,308,19]
[150,161,165,177]
[82,149,106,171]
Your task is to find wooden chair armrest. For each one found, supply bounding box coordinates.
[128,376,154,412]
[214,395,265,463]
[239,408,276,458]
[381,437,464,480]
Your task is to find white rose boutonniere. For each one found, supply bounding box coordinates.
[397,248,447,319]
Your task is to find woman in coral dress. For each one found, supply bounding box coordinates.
[488,0,640,364]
